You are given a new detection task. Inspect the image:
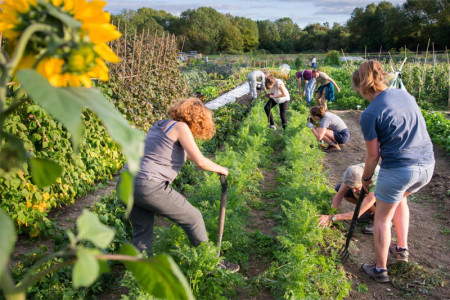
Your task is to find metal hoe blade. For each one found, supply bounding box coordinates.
[339,188,367,262]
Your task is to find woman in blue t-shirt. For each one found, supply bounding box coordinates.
[352,60,435,283]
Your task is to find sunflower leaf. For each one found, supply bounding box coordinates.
[119,244,194,300]
[0,210,17,283]
[29,157,63,188]
[16,70,85,152]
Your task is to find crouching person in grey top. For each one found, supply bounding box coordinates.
[307,106,350,152]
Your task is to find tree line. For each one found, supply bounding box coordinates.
[110,0,449,54]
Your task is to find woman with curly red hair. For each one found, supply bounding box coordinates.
[123,98,238,272]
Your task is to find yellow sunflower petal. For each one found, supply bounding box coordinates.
[83,23,121,43]
[74,0,106,20]
[94,43,120,63]
[79,74,92,87]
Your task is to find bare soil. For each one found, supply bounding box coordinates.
[323,110,450,299]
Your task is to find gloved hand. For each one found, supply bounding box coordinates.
[306,122,314,129]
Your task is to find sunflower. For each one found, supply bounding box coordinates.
[0,0,121,87]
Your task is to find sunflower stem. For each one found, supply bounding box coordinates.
[8,23,53,75]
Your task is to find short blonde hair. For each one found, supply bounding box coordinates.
[343,165,364,188]
[168,98,215,140]
[352,60,388,95]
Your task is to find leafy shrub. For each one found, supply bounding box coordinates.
[0,99,124,235]
[182,69,210,92]
[200,85,219,100]
[422,110,450,153]
[324,50,341,66]
[294,56,302,70]
[269,70,289,80]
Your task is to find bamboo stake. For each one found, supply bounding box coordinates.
[378,46,382,61]
[340,48,349,68]
[161,33,168,66]
[136,28,145,77]
[418,38,430,100]
[156,31,165,70]
[150,30,157,67]
[123,23,127,81]
[415,43,419,62]
[130,28,137,81]
[388,51,395,72]
[365,45,367,60]
[180,35,186,53]
[446,46,449,110]
[432,42,436,72]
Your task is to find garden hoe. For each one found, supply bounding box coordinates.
[216,175,228,258]
[339,188,367,262]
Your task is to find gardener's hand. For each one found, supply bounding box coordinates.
[318,215,332,227]
[362,177,372,193]
[218,167,229,177]
[302,92,306,97]
[336,87,341,93]
[306,122,314,129]
[265,93,271,98]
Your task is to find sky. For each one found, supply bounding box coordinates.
[105,0,407,29]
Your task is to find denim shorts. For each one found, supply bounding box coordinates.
[375,163,434,204]
[334,128,350,144]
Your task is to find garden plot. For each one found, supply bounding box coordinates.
[205,82,250,110]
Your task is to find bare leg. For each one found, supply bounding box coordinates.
[374,199,400,269]
[392,193,410,248]
[316,88,328,110]
[323,129,337,143]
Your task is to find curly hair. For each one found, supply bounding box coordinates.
[352,60,388,95]
[168,98,216,140]
[310,106,325,118]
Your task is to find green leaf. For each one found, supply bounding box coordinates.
[76,210,114,248]
[119,244,194,300]
[0,132,28,174]
[73,246,100,288]
[3,292,25,300]
[29,158,63,188]
[38,0,82,28]
[0,210,17,282]
[117,170,134,216]
[67,230,76,248]
[67,87,144,174]
[16,70,85,151]
[16,70,144,174]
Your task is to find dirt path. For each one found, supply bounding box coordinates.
[12,177,118,263]
[323,110,450,299]
[237,135,282,300]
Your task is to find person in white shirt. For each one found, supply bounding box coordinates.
[264,75,290,130]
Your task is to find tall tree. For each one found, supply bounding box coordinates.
[229,16,259,52]
[257,20,281,53]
